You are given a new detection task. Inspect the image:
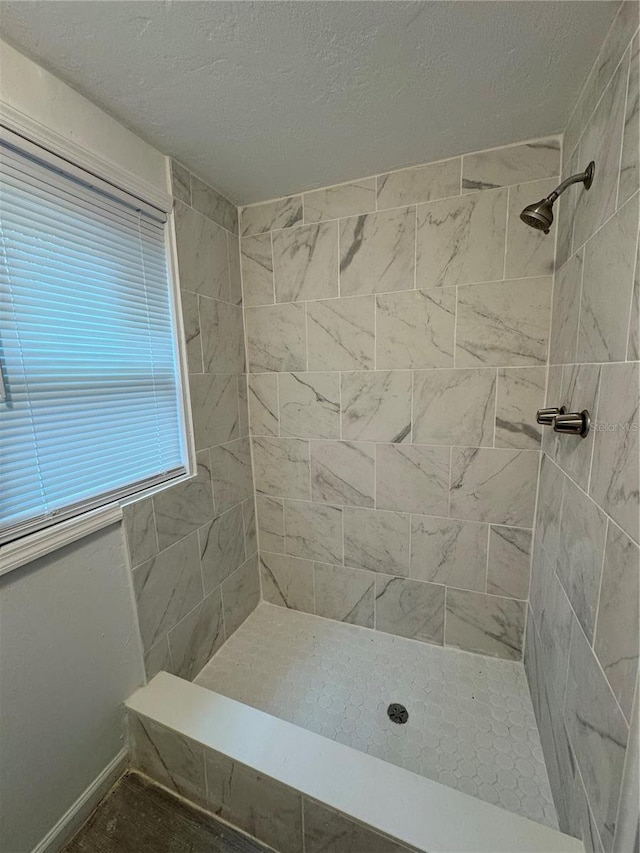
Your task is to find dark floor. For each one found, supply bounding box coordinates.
[63,772,271,853]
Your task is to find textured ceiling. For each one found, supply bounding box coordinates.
[0,1,617,204]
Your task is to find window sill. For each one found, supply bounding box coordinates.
[0,503,123,577]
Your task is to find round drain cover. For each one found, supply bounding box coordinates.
[387,703,409,724]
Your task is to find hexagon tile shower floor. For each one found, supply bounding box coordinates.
[195,603,557,828]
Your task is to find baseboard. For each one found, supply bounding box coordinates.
[31,749,128,853]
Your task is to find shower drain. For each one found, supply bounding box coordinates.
[387,703,409,724]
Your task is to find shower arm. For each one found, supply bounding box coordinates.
[546,162,595,203]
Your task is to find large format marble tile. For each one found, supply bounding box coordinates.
[153,453,214,550]
[618,33,639,208]
[375,444,449,516]
[240,233,274,306]
[237,375,249,440]
[191,175,238,235]
[167,588,224,680]
[199,298,245,374]
[248,373,279,436]
[573,53,629,249]
[538,570,575,704]
[205,749,303,853]
[456,277,552,367]
[198,503,246,593]
[555,149,579,270]
[377,158,461,209]
[339,207,415,296]
[343,506,410,575]
[410,515,487,591]
[494,367,545,450]
[303,798,413,853]
[241,195,303,236]
[535,455,564,563]
[123,497,158,568]
[221,554,260,636]
[310,439,375,507]
[174,202,229,301]
[555,363,600,491]
[590,361,639,542]
[227,232,242,306]
[542,365,562,460]
[341,371,411,443]
[133,532,203,651]
[612,681,639,853]
[375,574,445,644]
[189,373,239,449]
[256,495,284,553]
[577,193,639,363]
[445,589,526,660]
[272,220,338,303]
[505,179,557,279]
[242,497,257,558]
[252,436,310,500]
[303,178,376,223]
[487,525,532,600]
[313,563,375,628]
[209,438,253,514]
[170,160,191,205]
[549,251,582,365]
[416,188,507,288]
[450,447,539,527]
[284,499,343,564]
[307,294,375,371]
[462,138,560,191]
[595,521,639,722]
[564,621,629,853]
[628,239,639,360]
[413,367,495,446]
[375,288,455,369]
[245,302,307,373]
[260,551,314,613]
[279,372,340,439]
[180,289,202,374]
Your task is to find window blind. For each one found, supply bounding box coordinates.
[0,132,187,544]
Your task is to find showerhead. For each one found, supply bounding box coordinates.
[520,161,595,234]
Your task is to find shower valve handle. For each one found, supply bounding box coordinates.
[536,406,565,426]
[554,410,591,438]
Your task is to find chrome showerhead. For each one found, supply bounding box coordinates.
[520,161,595,234]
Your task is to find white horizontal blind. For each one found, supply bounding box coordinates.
[0,135,186,544]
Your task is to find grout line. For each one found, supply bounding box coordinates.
[591,515,609,653]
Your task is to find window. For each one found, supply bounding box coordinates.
[0,129,187,544]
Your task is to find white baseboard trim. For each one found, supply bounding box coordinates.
[32,749,128,853]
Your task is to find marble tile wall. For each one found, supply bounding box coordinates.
[240,134,563,662]
[122,162,258,680]
[526,6,639,853]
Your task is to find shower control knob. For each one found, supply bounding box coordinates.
[536,406,565,426]
[554,410,591,438]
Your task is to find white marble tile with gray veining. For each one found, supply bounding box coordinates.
[375,575,445,644]
[343,506,410,576]
[450,447,539,527]
[123,497,158,568]
[495,367,546,450]
[180,289,202,374]
[200,298,245,374]
[413,367,495,446]
[310,439,375,507]
[542,365,562,460]
[313,563,375,628]
[536,455,564,563]
[462,138,560,191]
[209,438,253,514]
[170,160,191,205]
[256,495,285,554]
[619,33,639,208]
[537,571,574,704]
[375,288,455,369]
[133,532,204,651]
[191,175,238,235]
[237,375,249,438]
[245,302,307,373]
[240,233,274,306]
[227,232,242,306]
[153,452,214,550]
[456,277,552,367]
[555,149,579,270]
[578,192,639,363]
[377,158,461,210]
[303,179,376,223]
[241,195,303,236]
[189,373,239,449]
[307,295,375,371]
[555,363,600,491]
[304,799,414,853]
[144,636,174,680]
[376,444,450,516]
[221,554,260,637]
[284,499,343,564]
[272,220,338,303]
[175,201,230,301]
[252,435,310,500]
[198,503,246,593]
[628,237,639,360]
[260,551,314,613]
[506,179,557,279]
[339,207,415,296]
[549,251,582,365]
[416,188,507,288]
[248,373,279,436]
[595,521,639,722]
[242,497,257,557]
[167,588,224,680]
[341,371,411,443]
[410,515,488,591]
[445,588,526,660]
[279,372,340,439]
[487,525,532,600]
